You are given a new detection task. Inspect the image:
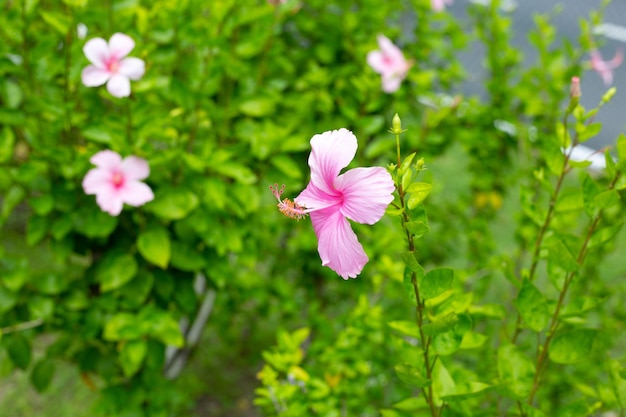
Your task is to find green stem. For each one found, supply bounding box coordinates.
[1,318,44,335]
[395,132,437,417]
[527,171,621,404]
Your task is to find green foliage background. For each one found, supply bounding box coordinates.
[1,0,626,416]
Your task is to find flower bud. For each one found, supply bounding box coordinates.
[389,113,406,134]
[570,76,580,100]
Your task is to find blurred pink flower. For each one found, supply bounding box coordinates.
[431,0,453,12]
[81,33,145,98]
[590,48,623,86]
[273,129,394,279]
[367,35,412,93]
[82,150,154,216]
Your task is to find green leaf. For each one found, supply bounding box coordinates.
[211,162,257,185]
[578,122,602,142]
[431,313,472,356]
[419,268,454,300]
[139,307,184,347]
[82,126,112,144]
[97,253,138,292]
[34,273,67,295]
[6,334,31,369]
[399,152,416,176]
[546,238,579,272]
[170,241,206,271]
[459,332,487,349]
[238,97,276,117]
[387,320,420,338]
[401,251,422,272]
[137,227,171,269]
[26,215,48,245]
[270,155,303,179]
[441,381,492,401]
[593,189,620,210]
[103,313,142,341]
[515,278,549,332]
[39,10,71,35]
[404,221,429,239]
[497,344,535,399]
[0,286,18,313]
[120,339,147,377]
[29,195,54,215]
[549,329,597,364]
[394,363,431,387]
[0,126,15,162]
[406,182,433,209]
[146,187,199,220]
[31,358,55,393]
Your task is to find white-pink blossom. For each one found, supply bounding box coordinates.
[590,48,623,86]
[366,35,412,93]
[82,150,154,216]
[431,0,453,12]
[81,33,145,98]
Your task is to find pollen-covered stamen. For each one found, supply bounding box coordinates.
[269,183,308,220]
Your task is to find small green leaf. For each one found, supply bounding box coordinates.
[387,320,420,338]
[404,221,429,238]
[441,382,492,401]
[497,344,535,399]
[431,313,472,356]
[400,251,422,272]
[419,268,454,300]
[31,358,55,393]
[593,189,620,210]
[578,122,602,142]
[399,152,416,175]
[546,238,579,272]
[394,363,431,387]
[39,10,71,35]
[104,313,142,341]
[120,339,147,377]
[170,241,206,271]
[549,329,597,364]
[97,253,138,292]
[140,308,184,347]
[137,227,171,269]
[0,126,16,162]
[6,334,31,369]
[146,187,199,220]
[515,279,549,332]
[238,97,276,117]
[406,182,433,209]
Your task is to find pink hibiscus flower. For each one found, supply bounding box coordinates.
[590,48,623,86]
[431,0,453,12]
[271,129,395,279]
[82,150,154,216]
[366,35,413,93]
[81,33,145,98]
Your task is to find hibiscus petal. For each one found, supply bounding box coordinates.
[118,57,145,80]
[82,168,112,195]
[310,209,369,279]
[336,167,395,225]
[366,50,386,74]
[121,156,150,181]
[377,34,404,66]
[106,74,131,98]
[308,129,358,195]
[295,181,341,212]
[118,181,154,206]
[83,37,109,67]
[90,150,122,169]
[109,33,135,59]
[381,75,402,93]
[94,184,124,216]
[81,65,110,87]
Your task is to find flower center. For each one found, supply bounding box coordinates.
[111,171,124,188]
[269,183,307,220]
[105,57,120,74]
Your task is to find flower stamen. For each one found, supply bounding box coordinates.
[269,183,308,220]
